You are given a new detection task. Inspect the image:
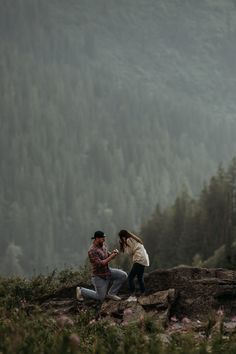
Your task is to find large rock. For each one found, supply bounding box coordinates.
[99,289,176,327]
[143,267,236,319]
[138,289,176,308]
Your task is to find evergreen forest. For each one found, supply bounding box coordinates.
[1,0,236,275]
[141,158,236,270]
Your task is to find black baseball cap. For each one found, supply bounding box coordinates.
[91,230,107,239]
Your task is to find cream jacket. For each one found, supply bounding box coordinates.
[124,238,150,266]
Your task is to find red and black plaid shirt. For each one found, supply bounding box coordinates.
[88,242,111,278]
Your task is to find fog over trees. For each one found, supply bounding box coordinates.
[1,0,236,275]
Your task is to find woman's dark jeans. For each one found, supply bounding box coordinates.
[128,263,145,294]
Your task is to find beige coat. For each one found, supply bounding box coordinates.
[124,238,150,266]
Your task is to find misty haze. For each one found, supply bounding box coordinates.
[1,0,236,276]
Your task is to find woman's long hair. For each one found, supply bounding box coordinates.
[119,229,143,252]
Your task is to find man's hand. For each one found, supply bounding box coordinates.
[110,249,119,260]
[102,249,119,265]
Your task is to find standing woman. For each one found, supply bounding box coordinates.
[119,229,149,298]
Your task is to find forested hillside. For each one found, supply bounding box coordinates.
[141,158,236,269]
[1,0,236,275]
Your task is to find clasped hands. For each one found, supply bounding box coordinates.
[110,249,119,258]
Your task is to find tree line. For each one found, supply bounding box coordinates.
[141,158,236,270]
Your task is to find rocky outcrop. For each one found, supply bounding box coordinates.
[37,267,236,324]
[142,266,236,319]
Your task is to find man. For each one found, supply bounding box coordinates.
[76,230,127,301]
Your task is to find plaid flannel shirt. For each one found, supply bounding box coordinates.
[88,242,111,278]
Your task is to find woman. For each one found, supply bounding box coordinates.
[119,229,149,299]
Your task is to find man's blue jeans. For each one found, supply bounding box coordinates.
[81,268,127,301]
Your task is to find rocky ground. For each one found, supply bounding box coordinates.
[35,266,236,341]
[3,266,236,353]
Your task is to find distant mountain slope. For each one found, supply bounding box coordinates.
[48,0,236,112]
[0,0,236,274]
